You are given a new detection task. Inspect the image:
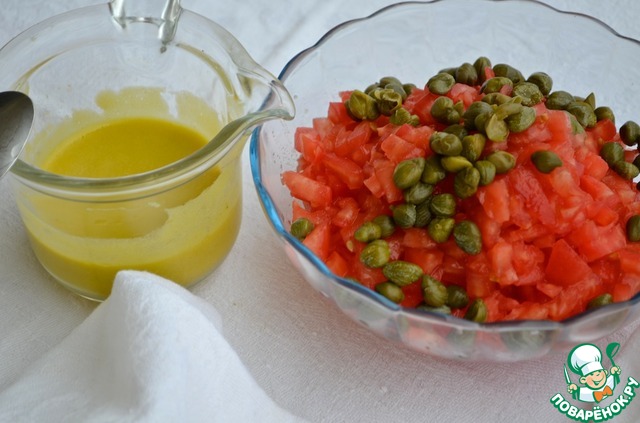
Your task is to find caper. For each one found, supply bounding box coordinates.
[587,293,613,309]
[512,82,543,106]
[473,112,491,133]
[360,239,390,268]
[427,217,455,243]
[505,106,537,133]
[404,182,434,205]
[382,260,424,287]
[379,76,403,87]
[430,132,463,156]
[474,160,496,186]
[461,133,486,162]
[421,275,448,308]
[463,101,493,130]
[375,281,405,304]
[531,150,563,174]
[526,71,553,96]
[430,96,461,125]
[421,155,447,185]
[354,221,382,243]
[370,88,403,116]
[583,92,597,110]
[486,151,516,174]
[455,62,478,86]
[393,157,426,189]
[594,106,615,124]
[492,63,524,84]
[441,155,473,173]
[290,218,314,240]
[417,304,452,315]
[372,215,395,238]
[628,215,640,242]
[402,83,417,96]
[439,67,458,77]
[473,56,492,84]
[620,121,640,146]
[613,161,640,180]
[464,298,488,323]
[381,77,408,100]
[390,107,420,126]
[364,82,380,95]
[546,90,574,110]
[429,193,457,217]
[567,101,597,128]
[568,113,585,135]
[427,72,456,95]
[482,76,513,94]
[454,167,481,199]
[446,285,470,309]
[345,90,379,120]
[392,203,417,228]
[600,142,625,166]
[484,114,509,142]
[453,220,482,255]
[414,201,433,228]
[443,124,468,140]
[494,98,523,121]
[482,92,511,105]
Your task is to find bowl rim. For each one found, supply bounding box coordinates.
[250,0,640,333]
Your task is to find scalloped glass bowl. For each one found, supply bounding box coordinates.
[251,0,640,361]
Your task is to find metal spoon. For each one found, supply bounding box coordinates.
[0,91,34,179]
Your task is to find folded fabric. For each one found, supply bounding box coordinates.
[0,270,304,423]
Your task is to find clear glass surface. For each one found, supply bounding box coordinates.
[251,0,640,361]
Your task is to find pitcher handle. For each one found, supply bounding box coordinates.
[109,0,182,45]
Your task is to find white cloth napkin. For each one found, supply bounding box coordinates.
[0,271,303,423]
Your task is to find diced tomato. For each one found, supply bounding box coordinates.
[282,171,332,208]
[302,223,331,261]
[568,220,627,262]
[327,101,352,125]
[372,159,403,203]
[477,178,510,223]
[588,118,617,143]
[320,152,364,190]
[488,240,518,285]
[400,280,424,308]
[404,248,444,275]
[334,121,372,156]
[546,239,592,285]
[326,251,349,277]
[380,133,424,162]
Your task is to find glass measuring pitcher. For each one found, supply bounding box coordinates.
[0,0,294,300]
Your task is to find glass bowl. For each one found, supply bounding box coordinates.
[251,0,640,361]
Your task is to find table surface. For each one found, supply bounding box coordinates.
[1,1,639,422]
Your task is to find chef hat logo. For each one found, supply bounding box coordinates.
[567,343,604,377]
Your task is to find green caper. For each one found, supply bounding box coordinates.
[421,275,448,308]
[364,82,380,95]
[600,142,625,166]
[403,83,417,96]
[475,160,496,186]
[492,63,524,84]
[421,155,447,185]
[372,215,395,238]
[430,96,461,125]
[360,239,390,268]
[627,215,640,242]
[441,155,473,173]
[484,114,509,142]
[482,92,512,105]
[392,203,417,228]
[427,217,455,243]
[375,281,405,304]
[463,101,493,130]
[461,133,487,162]
[404,182,435,204]
[390,107,420,126]
[594,106,615,123]
[531,150,563,174]
[430,132,463,156]
[587,293,613,309]
[393,157,426,189]
[486,151,516,174]
[613,161,640,180]
[370,88,403,116]
[439,67,458,77]
[354,221,382,243]
[583,92,597,110]
[427,72,456,95]
[546,90,574,110]
[567,101,597,128]
[505,106,537,133]
[494,98,523,120]
[454,167,481,199]
[429,193,457,217]
[417,304,452,315]
[455,62,478,86]
[473,112,491,133]
[382,260,424,287]
[446,285,470,309]
[345,90,379,120]
[473,56,492,84]
[464,298,488,323]
[453,220,482,255]
[620,121,640,146]
[443,124,468,140]
[512,82,543,106]
[290,218,314,240]
[568,113,585,135]
[526,71,553,96]
[414,201,433,228]
[379,76,403,87]
[482,76,513,94]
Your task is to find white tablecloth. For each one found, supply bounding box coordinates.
[1,1,639,422]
